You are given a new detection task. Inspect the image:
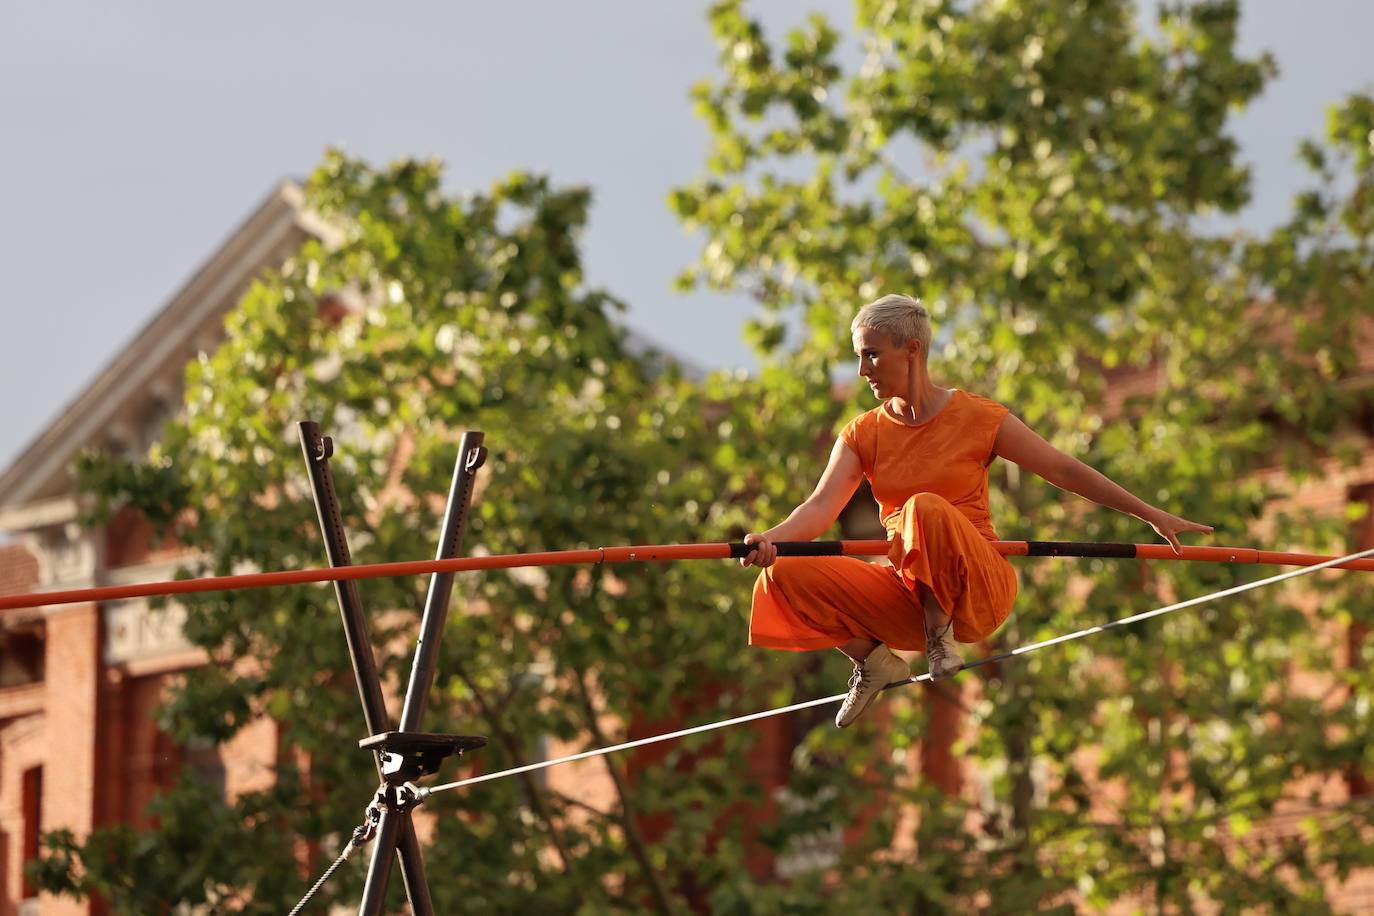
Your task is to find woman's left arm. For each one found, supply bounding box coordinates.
[992,413,1214,554]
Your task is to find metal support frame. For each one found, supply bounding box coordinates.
[299,422,488,914]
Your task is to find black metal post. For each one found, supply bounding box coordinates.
[298,422,390,740]
[400,431,486,730]
[354,430,487,913]
[357,807,404,914]
[297,422,434,915]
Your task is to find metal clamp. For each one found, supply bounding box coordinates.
[360,731,488,786]
[372,781,425,817]
[356,795,383,844]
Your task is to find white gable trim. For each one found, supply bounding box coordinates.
[0,182,326,513]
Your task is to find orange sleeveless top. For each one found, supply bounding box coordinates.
[840,390,1009,540]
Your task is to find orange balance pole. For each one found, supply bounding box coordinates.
[2,540,1372,613]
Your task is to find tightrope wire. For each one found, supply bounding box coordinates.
[420,545,1374,799]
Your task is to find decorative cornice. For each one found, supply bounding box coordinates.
[21,525,102,594]
[104,597,195,666]
[0,496,79,535]
[0,683,44,722]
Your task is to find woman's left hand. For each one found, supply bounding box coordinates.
[1146,509,1215,555]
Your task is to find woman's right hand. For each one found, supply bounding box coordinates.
[1145,508,1215,556]
[740,533,777,568]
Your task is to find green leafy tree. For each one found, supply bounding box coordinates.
[670,0,1374,910]
[33,153,843,913]
[30,3,1374,913]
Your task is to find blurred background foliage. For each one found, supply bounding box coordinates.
[35,0,1374,911]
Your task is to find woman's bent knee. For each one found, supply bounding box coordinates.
[762,555,806,585]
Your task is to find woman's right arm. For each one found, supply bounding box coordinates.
[740,437,865,568]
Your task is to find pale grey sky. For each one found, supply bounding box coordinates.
[1,1,1371,473]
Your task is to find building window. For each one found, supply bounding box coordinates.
[21,766,42,902]
[0,621,44,688]
[181,736,227,801]
[772,785,842,878]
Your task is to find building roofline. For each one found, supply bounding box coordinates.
[0,177,709,513]
[0,181,324,510]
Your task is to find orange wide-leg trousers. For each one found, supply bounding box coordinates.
[749,492,1018,652]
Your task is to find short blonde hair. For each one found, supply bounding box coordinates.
[851,294,932,356]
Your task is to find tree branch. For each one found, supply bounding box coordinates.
[451,662,590,910]
[571,667,681,915]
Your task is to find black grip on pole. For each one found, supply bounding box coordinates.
[728,541,847,558]
[1025,541,1137,559]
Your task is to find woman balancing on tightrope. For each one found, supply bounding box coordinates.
[740,294,1214,728]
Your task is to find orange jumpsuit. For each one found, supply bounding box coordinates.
[749,390,1018,653]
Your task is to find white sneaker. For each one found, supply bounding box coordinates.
[834,645,910,728]
[924,619,964,681]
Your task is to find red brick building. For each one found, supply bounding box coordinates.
[0,184,329,915]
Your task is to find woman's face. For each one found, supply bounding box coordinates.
[853,326,919,399]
